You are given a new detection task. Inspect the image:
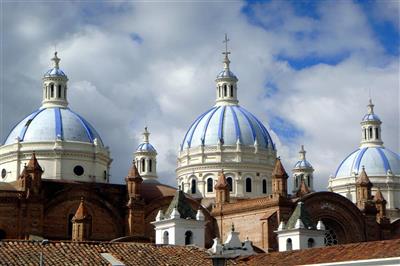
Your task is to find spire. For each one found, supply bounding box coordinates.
[367,98,374,114]
[296,177,311,198]
[356,166,372,187]
[52,52,61,69]
[222,33,231,71]
[286,202,315,230]
[272,157,288,179]
[143,127,150,143]
[73,197,89,221]
[165,190,196,219]
[127,161,141,181]
[299,145,306,161]
[26,152,43,173]
[215,34,238,106]
[215,170,229,190]
[374,187,385,203]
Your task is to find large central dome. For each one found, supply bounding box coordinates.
[177,37,277,201]
[181,105,274,150]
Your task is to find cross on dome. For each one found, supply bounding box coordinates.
[222,34,231,70]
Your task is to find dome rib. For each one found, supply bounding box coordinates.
[334,148,358,177]
[55,108,63,139]
[229,106,241,143]
[218,106,226,143]
[183,107,214,149]
[200,106,220,145]
[236,107,257,142]
[353,147,368,174]
[241,107,274,149]
[377,147,390,173]
[19,109,45,141]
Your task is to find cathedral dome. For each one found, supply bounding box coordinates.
[181,105,274,150]
[334,147,400,178]
[136,142,156,152]
[4,107,103,146]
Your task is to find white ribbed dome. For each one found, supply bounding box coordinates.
[3,108,103,146]
[181,105,275,150]
[335,147,400,178]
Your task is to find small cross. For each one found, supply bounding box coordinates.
[222,33,230,56]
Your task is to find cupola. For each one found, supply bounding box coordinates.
[134,127,158,181]
[360,99,383,147]
[42,52,69,108]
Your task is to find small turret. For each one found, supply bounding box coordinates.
[214,171,230,205]
[292,145,314,193]
[360,99,383,147]
[71,198,91,241]
[272,158,288,198]
[134,127,158,181]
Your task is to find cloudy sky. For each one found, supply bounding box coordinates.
[1,0,399,191]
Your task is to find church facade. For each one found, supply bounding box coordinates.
[0,41,399,252]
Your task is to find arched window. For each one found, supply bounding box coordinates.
[163,231,169,244]
[207,178,213,192]
[246,177,252,193]
[50,84,54,98]
[227,177,233,192]
[307,175,310,187]
[45,86,48,99]
[363,128,367,140]
[307,238,315,248]
[218,86,221,97]
[149,159,152,172]
[369,127,373,138]
[67,213,74,237]
[191,179,196,194]
[223,84,227,96]
[0,229,6,240]
[262,179,267,194]
[375,128,379,139]
[103,170,107,180]
[58,85,62,98]
[286,238,292,251]
[230,85,233,97]
[295,177,298,188]
[181,182,184,191]
[141,158,145,173]
[185,231,193,245]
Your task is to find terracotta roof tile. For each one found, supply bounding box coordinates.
[236,239,400,266]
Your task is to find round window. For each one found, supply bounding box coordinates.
[73,165,84,176]
[1,169,6,179]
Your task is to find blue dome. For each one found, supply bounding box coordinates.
[3,107,103,146]
[181,105,275,150]
[362,113,380,122]
[44,67,67,77]
[335,147,400,177]
[294,160,313,169]
[217,70,237,79]
[136,142,156,153]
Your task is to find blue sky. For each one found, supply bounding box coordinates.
[1,0,399,190]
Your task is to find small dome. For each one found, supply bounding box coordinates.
[216,69,237,79]
[181,105,275,150]
[136,142,156,153]
[335,147,400,178]
[362,113,380,122]
[294,160,312,169]
[44,67,67,77]
[3,107,103,146]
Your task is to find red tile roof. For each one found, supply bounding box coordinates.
[236,239,400,266]
[0,241,217,266]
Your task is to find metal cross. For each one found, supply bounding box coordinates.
[223,33,230,56]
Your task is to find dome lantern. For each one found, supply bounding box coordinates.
[215,34,239,106]
[292,145,314,193]
[42,52,69,108]
[134,127,158,182]
[360,99,383,147]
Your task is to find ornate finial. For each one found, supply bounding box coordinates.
[231,223,235,232]
[51,51,60,69]
[222,34,231,70]
[299,145,306,160]
[367,98,374,114]
[143,127,150,143]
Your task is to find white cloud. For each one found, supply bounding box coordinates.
[1,1,398,190]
